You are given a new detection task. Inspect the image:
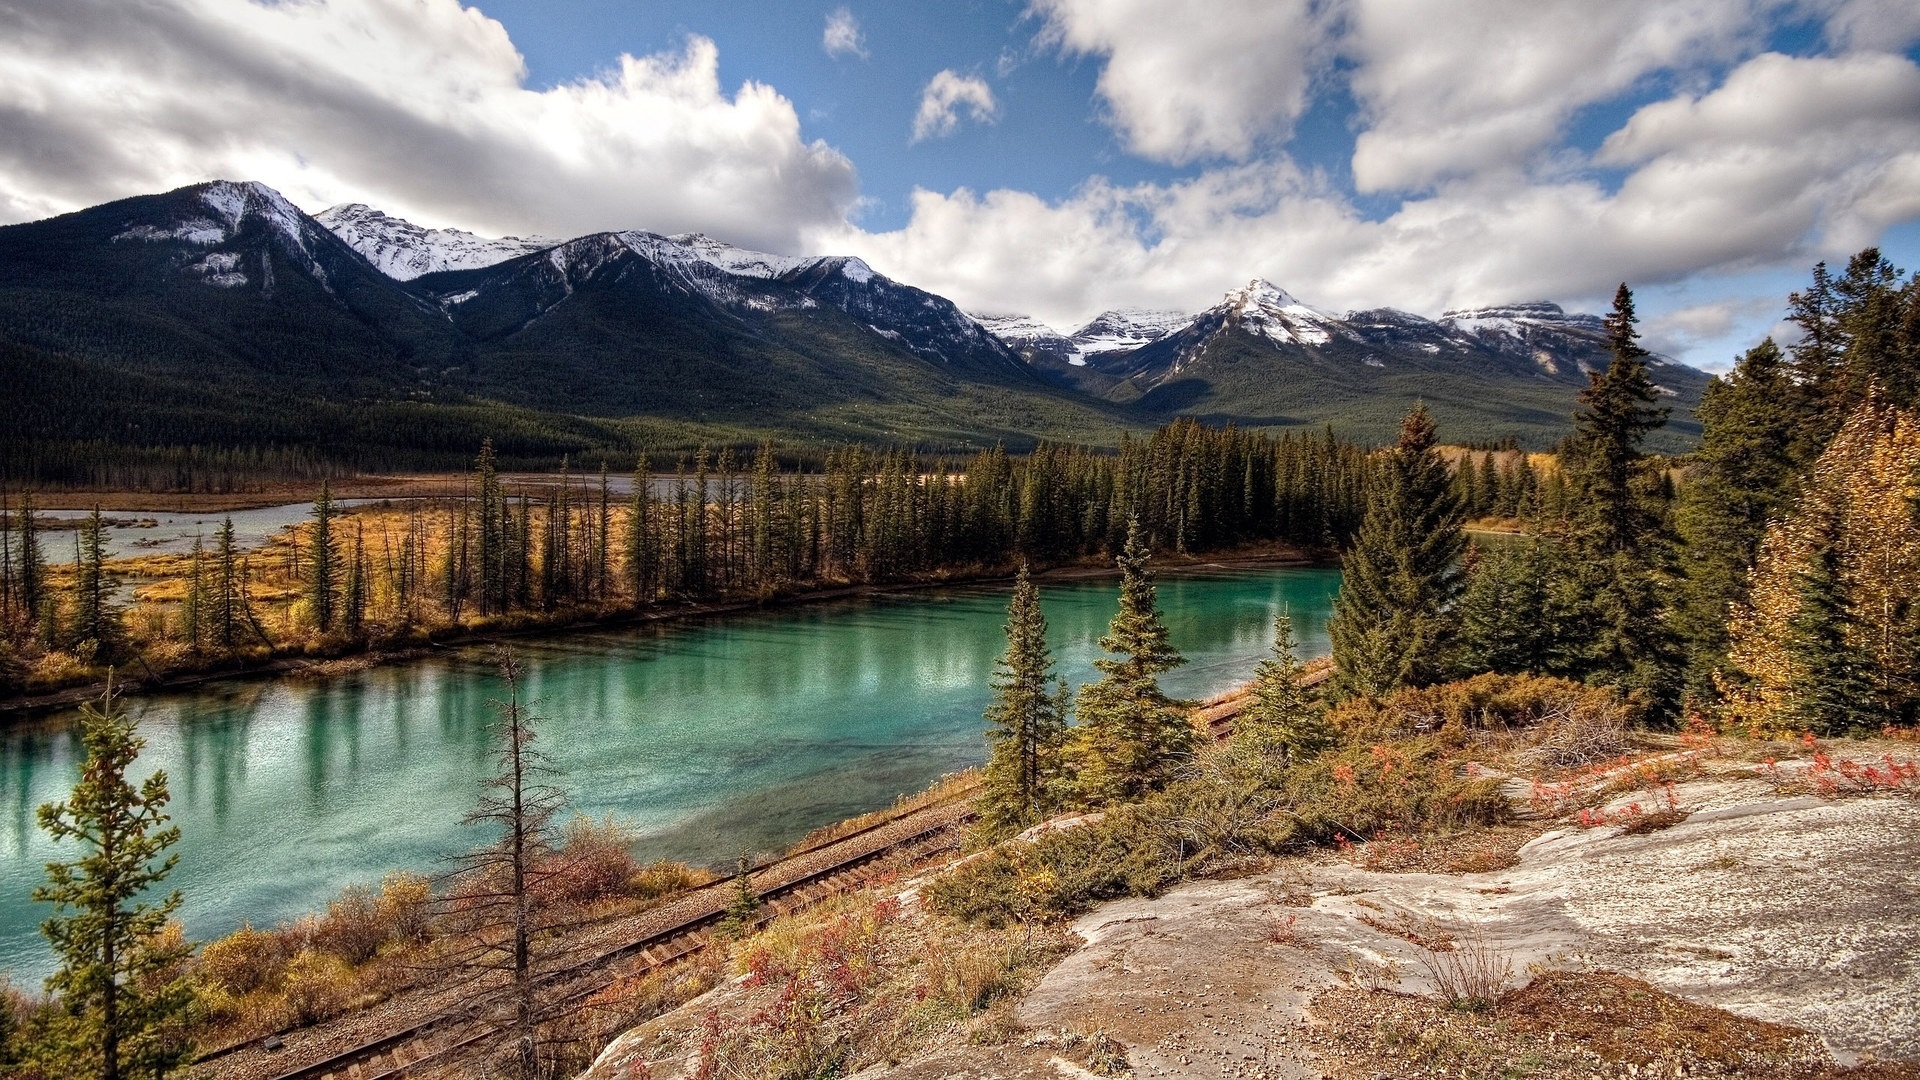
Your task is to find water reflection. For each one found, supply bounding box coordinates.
[0,566,1338,982]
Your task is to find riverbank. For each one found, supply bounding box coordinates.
[0,543,1325,718]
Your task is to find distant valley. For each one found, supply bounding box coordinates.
[0,181,1709,472]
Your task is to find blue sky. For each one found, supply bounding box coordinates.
[4,0,1920,371]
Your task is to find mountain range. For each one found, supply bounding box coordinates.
[0,180,1709,469]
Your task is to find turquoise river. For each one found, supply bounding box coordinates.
[0,565,1339,982]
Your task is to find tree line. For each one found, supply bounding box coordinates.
[0,421,1375,692]
[1310,249,1920,733]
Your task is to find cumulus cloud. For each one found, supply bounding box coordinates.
[1818,0,1920,52]
[822,7,867,59]
[910,71,998,142]
[1343,0,1781,193]
[1030,0,1331,165]
[0,0,857,249]
[822,51,1920,334]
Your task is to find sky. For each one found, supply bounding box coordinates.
[2,1,1919,371]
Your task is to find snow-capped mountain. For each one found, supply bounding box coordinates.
[316,203,554,280]
[4,178,1712,453]
[112,180,352,292]
[1069,308,1193,363]
[415,227,1027,377]
[969,308,1191,369]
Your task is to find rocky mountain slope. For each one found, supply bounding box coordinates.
[0,181,1122,464]
[1,180,1713,465]
[982,282,1710,449]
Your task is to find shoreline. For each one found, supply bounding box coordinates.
[0,546,1329,720]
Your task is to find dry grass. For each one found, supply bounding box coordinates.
[614,890,1076,1080]
[1309,970,1907,1080]
[787,770,980,854]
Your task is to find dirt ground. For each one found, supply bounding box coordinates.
[586,773,1919,1079]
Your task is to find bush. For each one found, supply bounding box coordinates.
[197,923,293,996]
[279,949,356,1025]
[1330,673,1636,765]
[929,705,1515,928]
[540,816,642,909]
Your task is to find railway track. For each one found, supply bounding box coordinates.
[196,795,975,1080]
[196,666,1328,1080]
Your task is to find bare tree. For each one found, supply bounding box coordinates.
[447,648,566,1078]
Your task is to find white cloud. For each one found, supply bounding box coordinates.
[910,71,998,143]
[0,0,857,249]
[1818,0,1920,52]
[1030,0,1330,165]
[1344,0,1781,193]
[822,52,1920,343]
[822,7,867,60]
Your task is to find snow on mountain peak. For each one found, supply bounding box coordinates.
[1216,279,1340,346]
[318,203,554,280]
[664,232,815,279]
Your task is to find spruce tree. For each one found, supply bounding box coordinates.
[981,565,1067,832]
[1566,285,1670,556]
[212,519,239,649]
[308,484,338,633]
[16,490,44,635]
[34,683,194,1080]
[1674,340,1802,697]
[1328,404,1466,698]
[70,508,119,660]
[1560,285,1683,709]
[1235,611,1328,772]
[1069,519,1192,806]
[1779,538,1886,735]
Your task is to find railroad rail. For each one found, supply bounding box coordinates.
[197,663,1329,1080]
[192,794,974,1080]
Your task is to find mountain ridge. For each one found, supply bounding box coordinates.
[0,180,1711,467]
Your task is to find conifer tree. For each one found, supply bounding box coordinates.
[626,461,656,604]
[1674,339,1802,696]
[212,519,239,649]
[1328,405,1466,698]
[70,508,119,660]
[1780,537,1886,734]
[1559,285,1682,707]
[1069,519,1192,806]
[1566,285,1670,557]
[342,523,368,639]
[16,490,44,635]
[181,537,206,651]
[1235,611,1328,771]
[308,484,338,633]
[34,682,194,1080]
[981,565,1067,832]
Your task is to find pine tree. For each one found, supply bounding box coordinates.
[1069,519,1192,806]
[181,536,206,652]
[1328,405,1466,698]
[1674,340,1802,697]
[1234,611,1328,772]
[342,523,368,639]
[16,490,44,636]
[981,565,1068,833]
[212,519,239,649]
[34,682,194,1080]
[1566,285,1670,556]
[1559,285,1682,708]
[308,484,338,633]
[1780,537,1886,735]
[70,508,119,660]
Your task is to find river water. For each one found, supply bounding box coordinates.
[0,565,1339,983]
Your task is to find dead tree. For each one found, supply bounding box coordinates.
[446,647,566,1078]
